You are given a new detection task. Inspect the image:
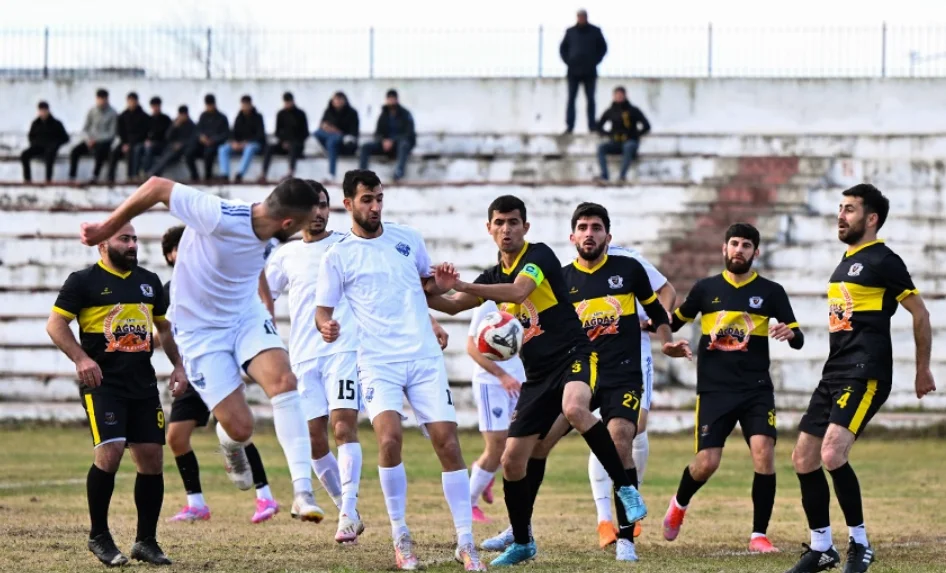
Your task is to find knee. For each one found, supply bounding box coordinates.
[135,447,164,474]
[691,455,720,479]
[271,371,298,395]
[432,430,462,461]
[501,451,527,481]
[333,418,358,444]
[224,418,254,444]
[94,444,124,473]
[166,426,191,456]
[820,444,848,472]
[378,433,402,460]
[791,443,821,473]
[562,399,589,426]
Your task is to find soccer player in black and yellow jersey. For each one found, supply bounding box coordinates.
[785,184,936,573]
[46,222,188,567]
[662,222,805,554]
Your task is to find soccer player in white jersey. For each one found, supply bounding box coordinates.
[265,180,365,543]
[79,176,327,524]
[465,300,526,524]
[315,170,486,571]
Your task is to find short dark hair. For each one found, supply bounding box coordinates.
[127,91,138,101]
[842,183,890,230]
[240,95,252,104]
[204,93,216,105]
[161,225,185,266]
[571,202,611,232]
[386,89,398,99]
[725,222,761,250]
[614,86,626,95]
[342,169,382,199]
[304,179,330,206]
[37,101,49,110]
[150,96,162,106]
[264,177,320,217]
[283,91,294,102]
[487,195,527,223]
[178,105,188,115]
[96,88,108,99]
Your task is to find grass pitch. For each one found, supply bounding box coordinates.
[1,425,944,572]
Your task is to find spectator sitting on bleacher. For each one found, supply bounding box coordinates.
[314,91,359,181]
[148,106,196,177]
[142,97,172,175]
[106,92,150,184]
[595,86,650,183]
[186,93,229,181]
[219,95,265,183]
[359,89,415,182]
[260,91,309,183]
[68,88,117,184]
[20,101,69,184]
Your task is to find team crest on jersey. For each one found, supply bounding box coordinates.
[365,386,375,403]
[748,296,763,309]
[190,374,205,389]
[707,312,755,352]
[103,412,118,425]
[700,425,710,437]
[608,275,624,289]
[395,242,411,256]
[492,407,503,418]
[140,284,154,297]
[847,263,863,277]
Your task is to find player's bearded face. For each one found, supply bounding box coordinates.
[838,208,867,245]
[724,241,755,274]
[107,242,138,271]
[575,235,607,261]
[572,218,609,261]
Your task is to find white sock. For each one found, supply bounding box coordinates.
[270,391,312,485]
[588,452,613,523]
[442,469,474,547]
[632,431,649,487]
[256,484,274,501]
[673,496,688,511]
[750,532,767,540]
[186,493,206,509]
[216,421,249,449]
[810,526,833,552]
[849,523,868,546]
[379,464,409,539]
[469,463,496,507]
[293,477,312,495]
[312,452,343,510]
[338,442,363,517]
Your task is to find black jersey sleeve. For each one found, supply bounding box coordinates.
[519,244,558,287]
[881,253,919,302]
[771,283,804,349]
[52,271,86,320]
[153,278,169,320]
[671,279,703,332]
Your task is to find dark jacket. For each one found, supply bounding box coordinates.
[275,106,309,143]
[196,109,229,146]
[232,107,266,146]
[321,100,360,140]
[116,106,151,145]
[28,115,69,148]
[147,113,172,144]
[166,118,197,147]
[596,102,650,142]
[374,104,415,146]
[559,23,608,77]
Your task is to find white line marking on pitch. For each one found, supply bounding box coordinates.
[0,478,90,490]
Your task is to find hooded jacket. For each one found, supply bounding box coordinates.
[196,109,230,146]
[232,107,266,146]
[596,101,651,142]
[81,104,118,142]
[275,106,309,143]
[28,115,70,148]
[116,106,151,145]
[373,104,415,147]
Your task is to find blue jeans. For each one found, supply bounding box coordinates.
[218,141,262,177]
[597,139,640,180]
[314,129,356,176]
[566,74,597,132]
[359,138,413,180]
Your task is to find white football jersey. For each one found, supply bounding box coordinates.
[607,245,669,352]
[168,184,275,331]
[315,222,442,366]
[266,232,356,365]
[467,300,527,386]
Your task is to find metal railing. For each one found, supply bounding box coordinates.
[1,24,945,79]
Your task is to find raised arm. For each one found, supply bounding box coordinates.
[79,176,175,245]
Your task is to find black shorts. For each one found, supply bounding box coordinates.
[694,390,777,453]
[81,392,166,447]
[509,349,598,439]
[169,386,211,427]
[798,378,890,439]
[591,370,643,426]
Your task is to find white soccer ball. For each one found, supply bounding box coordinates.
[475,310,524,361]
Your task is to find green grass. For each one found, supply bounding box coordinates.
[1,425,944,572]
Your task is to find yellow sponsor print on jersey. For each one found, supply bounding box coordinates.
[700,311,768,352]
[573,293,637,341]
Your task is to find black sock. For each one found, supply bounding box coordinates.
[87,464,116,538]
[751,472,776,535]
[244,443,269,489]
[614,467,639,540]
[527,458,547,507]
[797,468,831,530]
[674,466,706,507]
[581,422,630,487]
[503,477,533,545]
[174,451,202,495]
[134,473,165,542]
[828,463,864,528]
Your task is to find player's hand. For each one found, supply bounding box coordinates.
[168,365,189,398]
[79,221,115,246]
[432,263,459,292]
[76,356,103,388]
[432,320,449,349]
[662,339,692,360]
[916,367,936,398]
[499,374,522,398]
[319,319,340,343]
[769,322,795,342]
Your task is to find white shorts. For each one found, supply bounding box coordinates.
[473,382,519,433]
[594,351,654,420]
[293,352,360,421]
[175,310,286,411]
[359,356,456,425]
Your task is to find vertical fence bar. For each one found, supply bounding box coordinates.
[205,27,212,79]
[538,25,544,77]
[707,23,713,77]
[369,27,375,79]
[881,22,887,78]
[43,26,50,79]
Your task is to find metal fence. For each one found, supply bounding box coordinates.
[1,24,946,80]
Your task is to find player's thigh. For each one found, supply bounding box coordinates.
[237,312,292,396]
[359,361,409,423]
[596,380,643,435]
[323,351,360,414]
[82,391,132,452]
[474,382,515,433]
[294,359,329,422]
[508,380,563,441]
[404,357,457,426]
[560,351,597,412]
[182,350,245,412]
[826,379,890,438]
[211,386,255,443]
[533,413,571,459]
[245,348,295,398]
[821,423,858,470]
[738,390,778,446]
[694,392,740,454]
[797,380,835,440]
[125,395,167,449]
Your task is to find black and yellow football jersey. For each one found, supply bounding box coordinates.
[672,271,803,393]
[823,240,917,383]
[53,260,167,399]
[562,254,669,382]
[474,242,591,379]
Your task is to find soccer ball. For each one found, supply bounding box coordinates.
[475,311,524,361]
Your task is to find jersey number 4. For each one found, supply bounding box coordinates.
[337,379,356,401]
